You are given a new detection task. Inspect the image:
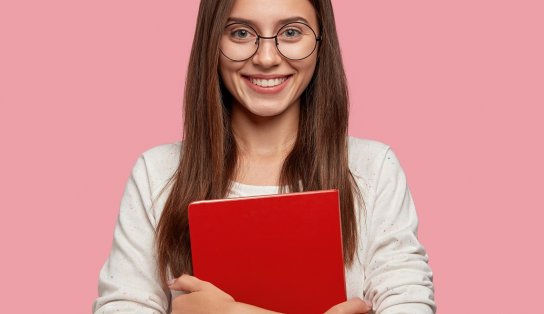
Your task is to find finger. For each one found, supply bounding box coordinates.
[342,298,373,313]
[168,274,205,292]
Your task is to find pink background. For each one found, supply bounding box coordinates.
[1,0,543,313]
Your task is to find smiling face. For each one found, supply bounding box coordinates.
[219,0,319,119]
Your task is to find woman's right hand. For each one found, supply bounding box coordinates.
[324,298,373,314]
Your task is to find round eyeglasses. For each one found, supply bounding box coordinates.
[220,22,322,62]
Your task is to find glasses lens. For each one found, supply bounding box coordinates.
[276,23,318,60]
[220,23,259,61]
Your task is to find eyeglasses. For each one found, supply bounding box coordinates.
[220,22,322,62]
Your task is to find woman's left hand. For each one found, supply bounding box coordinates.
[169,274,237,314]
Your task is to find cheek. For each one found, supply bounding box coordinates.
[306,62,317,80]
[296,59,318,88]
[218,61,237,91]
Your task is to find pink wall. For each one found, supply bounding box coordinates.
[1,1,542,312]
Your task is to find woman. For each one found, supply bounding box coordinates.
[93,0,436,313]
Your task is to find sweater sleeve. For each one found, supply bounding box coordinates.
[362,147,436,314]
[93,155,170,314]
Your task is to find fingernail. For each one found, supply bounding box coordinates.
[364,300,373,308]
[167,278,176,286]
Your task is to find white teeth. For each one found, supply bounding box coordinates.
[249,77,288,87]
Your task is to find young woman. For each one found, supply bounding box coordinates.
[93,0,436,313]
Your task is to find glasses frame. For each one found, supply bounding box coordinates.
[220,22,322,62]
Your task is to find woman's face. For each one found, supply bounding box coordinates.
[219,0,319,118]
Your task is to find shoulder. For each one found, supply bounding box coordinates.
[347,136,392,179]
[140,141,181,166]
[136,141,182,195]
[125,141,182,222]
[347,136,410,202]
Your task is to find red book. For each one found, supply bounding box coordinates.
[188,189,346,313]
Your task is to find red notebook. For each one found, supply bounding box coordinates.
[188,189,346,313]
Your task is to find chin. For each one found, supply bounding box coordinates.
[247,107,287,118]
[242,100,293,118]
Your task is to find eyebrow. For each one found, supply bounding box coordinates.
[226,16,311,26]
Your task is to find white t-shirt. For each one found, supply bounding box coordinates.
[93,137,436,314]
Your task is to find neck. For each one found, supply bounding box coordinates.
[231,102,299,158]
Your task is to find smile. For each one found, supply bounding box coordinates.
[249,76,289,88]
[242,75,292,94]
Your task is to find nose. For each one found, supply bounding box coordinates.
[252,37,282,67]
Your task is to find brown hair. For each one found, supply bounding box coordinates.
[155,0,363,286]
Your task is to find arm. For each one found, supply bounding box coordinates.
[93,156,170,314]
[363,148,436,314]
[168,274,372,314]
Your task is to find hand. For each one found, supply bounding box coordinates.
[324,298,373,314]
[168,274,237,314]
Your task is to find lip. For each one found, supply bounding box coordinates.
[242,74,293,94]
[242,74,292,79]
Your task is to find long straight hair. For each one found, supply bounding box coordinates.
[156,0,363,286]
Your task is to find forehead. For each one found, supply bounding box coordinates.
[228,0,318,30]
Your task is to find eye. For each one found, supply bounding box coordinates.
[278,27,304,42]
[225,24,257,42]
[232,29,250,39]
[282,28,302,38]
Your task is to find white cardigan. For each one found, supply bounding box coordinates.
[93,137,436,313]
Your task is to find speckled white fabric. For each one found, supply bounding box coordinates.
[93,137,436,314]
